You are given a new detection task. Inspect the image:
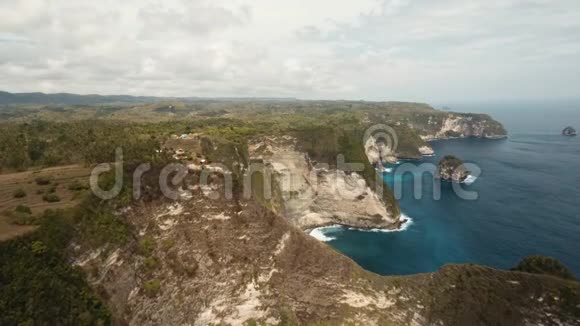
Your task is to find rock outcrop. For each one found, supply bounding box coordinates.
[364,135,397,167]
[563,126,577,136]
[418,145,435,156]
[249,136,401,230]
[436,155,469,183]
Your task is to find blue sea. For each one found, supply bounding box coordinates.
[314,101,580,277]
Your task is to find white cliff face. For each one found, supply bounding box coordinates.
[436,115,487,138]
[422,114,505,140]
[364,136,397,166]
[250,137,399,230]
[418,146,435,156]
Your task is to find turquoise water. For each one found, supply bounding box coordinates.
[318,118,580,277]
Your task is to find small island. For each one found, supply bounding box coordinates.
[562,126,577,136]
[436,155,469,183]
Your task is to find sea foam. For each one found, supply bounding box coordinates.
[309,213,414,242]
[463,175,478,185]
[309,225,341,242]
[347,213,414,233]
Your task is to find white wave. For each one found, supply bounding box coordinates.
[309,225,341,242]
[383,167,393,173]
[309,214,414,242]
[463,175,478,185]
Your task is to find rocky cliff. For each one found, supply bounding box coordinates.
[249,136,402,230]
[418,113,508,140]
[363,107,506,162]
[72,175,580,325]
[436,155,470,183]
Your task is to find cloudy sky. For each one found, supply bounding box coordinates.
[1,0,579,101]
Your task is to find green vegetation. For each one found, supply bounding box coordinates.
[512,256,576,280]
[68,180,89,191]
[0,120,166,171]
[42,193,61,202]
[74,198,129,247]
[143,256,159,271]
[7,205,37,225]
[143,279,161,297]
[12,188,26,198]
[138,236,156,256]
[0,210,111,325]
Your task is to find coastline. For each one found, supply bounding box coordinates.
[304,216,408,234]
[308,213,414,242]
[305,134,507,239]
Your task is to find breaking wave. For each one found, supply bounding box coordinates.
[463,175,478,185]
[309,213,414,242]
[309,225,341,242]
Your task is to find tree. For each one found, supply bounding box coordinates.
[512,256,576,280]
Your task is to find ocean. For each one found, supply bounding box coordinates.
[312,102,580,277]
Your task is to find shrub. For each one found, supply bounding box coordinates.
[10,212,36,225]
[244,319,258,326]
[13,188,27,198]
[511,256,576,280]
[46,184,58,194]
[35,176,51,185]
[15,205,32,214]
[138,237,156,256]
[31,241,48,255]
[42,193,60,203]
[143,256,159,271]
[143,279,161,297]
[9,205,36,225]
[68,180,89,191]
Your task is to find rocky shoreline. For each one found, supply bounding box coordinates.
[305,216,409,234]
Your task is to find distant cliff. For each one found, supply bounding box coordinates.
[421,113,508,140]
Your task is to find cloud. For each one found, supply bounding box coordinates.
[0,0,579,101]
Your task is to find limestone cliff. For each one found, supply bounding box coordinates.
[420,113,508,140]
[437,155,469,183]
[72,178,580,326]
[364,135,397,166]
[249,136,401,230]
[68,131,579,326]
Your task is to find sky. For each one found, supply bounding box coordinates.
[1,0,579,102]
